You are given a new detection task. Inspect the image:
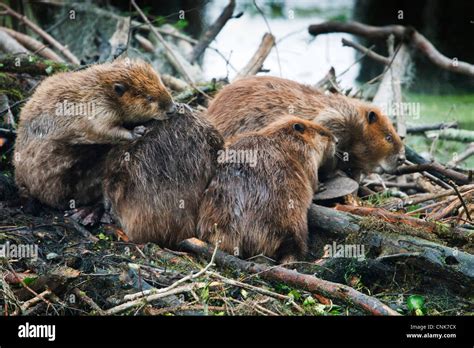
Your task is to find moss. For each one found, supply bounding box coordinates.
[0,74,25,101]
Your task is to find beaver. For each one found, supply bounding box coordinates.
[197,116,337,262]
[14,58,177,209]
[206,76,405,180]
[103,106,223,247]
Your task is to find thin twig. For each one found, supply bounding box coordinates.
[123,242,219,301]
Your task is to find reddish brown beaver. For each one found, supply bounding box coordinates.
[197,116,337,262]
[206,76,405,180]
[103,106,223,247]
[14,58,176,209]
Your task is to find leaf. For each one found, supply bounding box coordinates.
[287,289,301,301]
[22,277,37,286]
[98,233,109,241]
[407,295,426,315]
[45,66,54,75]
[200,285,209,302]
[303,296,316,306]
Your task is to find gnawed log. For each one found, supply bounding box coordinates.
[180,238,401,315]
[235,33,275,80]
[308,204,474,293]
[372,41,410,138]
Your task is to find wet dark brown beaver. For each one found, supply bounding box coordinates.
[206,76,405,180]
[103,106,223,247]
[197,116,336,262]
[14,58,176,209]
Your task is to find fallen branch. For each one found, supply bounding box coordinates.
[72,288,104,315]
[134,34,154,53]
[407,122,458,134]
[0,3,80,64]
[308,21,474,77]
[123,243,218,302]
[334,204,473,243]
[235,33,275,80]
[0,30,29,54]
[161,74,189,92]
[180,238,400,316]
[402,184,474,206]
[20,289,51,312]
[341,38,390,65]
[207,271,305,313]
[449,143,474,167]
[0,27,64,62]
[308,205,474,292]
[405,146,471,185]
[105,283,206,315]
[189,0,235,63]
[427,129,474,143]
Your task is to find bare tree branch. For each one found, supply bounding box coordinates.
[189,0,235,64]
[309,21,474,77]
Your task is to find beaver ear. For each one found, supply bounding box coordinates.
[114,83,128,97]
[293,123,305,133]
[367,111,377,124]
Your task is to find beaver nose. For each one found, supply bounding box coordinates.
[397,154,406,165]
[166,102,177,115]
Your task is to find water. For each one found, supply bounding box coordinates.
[202,0,359,89]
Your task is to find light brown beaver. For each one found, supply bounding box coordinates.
[206,76,405,180]
[103,106,223,247]
[14,58,177,210]
[197,116,337,262]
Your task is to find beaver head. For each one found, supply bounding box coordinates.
[318,100,405,178]
[359,105,405,174]
[262,116,337,185]
[98,58,177,122]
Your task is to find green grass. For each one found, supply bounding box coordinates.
[405,93,474,170]
[406,93,474,130]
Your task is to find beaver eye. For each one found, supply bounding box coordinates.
[386,134,393,142]
[293,123,305,133]
[114,83,127,97]
[146,96,154,102]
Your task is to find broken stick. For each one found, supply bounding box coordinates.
[179,238,400,315]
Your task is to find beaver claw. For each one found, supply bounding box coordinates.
[65,204,105,226]
[133,125,147,138]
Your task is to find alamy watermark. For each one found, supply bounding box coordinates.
[323,241,366,261]
[0,241,38,260]
[217,149,258,167]
[55,100,97,118]
[380,101,421,120]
